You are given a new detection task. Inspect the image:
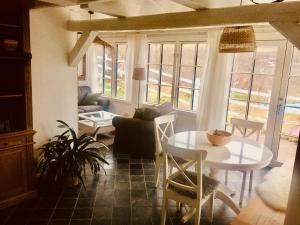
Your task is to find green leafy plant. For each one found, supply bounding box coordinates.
[37,120,109,187]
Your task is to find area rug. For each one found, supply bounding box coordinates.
[256,166,293,211]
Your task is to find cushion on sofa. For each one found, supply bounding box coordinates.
[81,93,102,105]
[143,108,161,121]
[78,86,91,105]
[78,105,103,113]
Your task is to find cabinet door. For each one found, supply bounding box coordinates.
[0,146,27,200]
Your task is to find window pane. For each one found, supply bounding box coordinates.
[250,75,273,104]
[95,44,104,62]
[254,46,278,75]
[227,100,247,123]
[291,48,300,76]
[147,84,159,104]
[179,66,194,88]
[148,65,160,84]
[161,65,173,86]
[193,89,200,111]
[229,74,250,101]
[248,102,269,126]
[195,67,204,89]
[149,44,161,64]
[160,86,172,104]
[117,44,127,62]
[177,88,192,111]
[286,77,300,105]
[233,53,254,73]
[162,44,175,65]
[197,43,207,66]
[104,78,111,96]
[181,44,196,66]
[116,63,126,98]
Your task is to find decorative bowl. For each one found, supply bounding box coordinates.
[206,130,232,146]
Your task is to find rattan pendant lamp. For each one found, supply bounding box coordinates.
[219,0,256,53]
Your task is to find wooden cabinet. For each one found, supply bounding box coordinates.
[0,0,36,208]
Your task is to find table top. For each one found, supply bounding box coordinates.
[78,111,118,123]
[168,131,273,171]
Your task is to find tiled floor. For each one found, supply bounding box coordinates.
[0,149,269,225]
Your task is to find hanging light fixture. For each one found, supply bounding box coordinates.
[219,26,256,53]
[219,0,257,53]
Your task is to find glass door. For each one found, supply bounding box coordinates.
[226,40,287,147]
[272,44,300,164]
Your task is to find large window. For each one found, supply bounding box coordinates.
[226,45,278,128]
[95,43,127,99]
[146,42,207,111]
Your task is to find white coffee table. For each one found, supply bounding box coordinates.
[78,111,119,138]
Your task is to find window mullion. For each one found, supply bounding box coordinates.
[246,52,256,120]
[191,43,198,110]
[158,44,163,104]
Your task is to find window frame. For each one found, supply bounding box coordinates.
[145,41,207,112]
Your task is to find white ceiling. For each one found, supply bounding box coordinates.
[40,0,300,21]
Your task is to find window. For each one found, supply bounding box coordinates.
[95,43,127,99]
[226,46,278,128]
[146,42,207,111]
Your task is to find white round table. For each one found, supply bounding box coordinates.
[168,131,273,171]
[168,131,273,207]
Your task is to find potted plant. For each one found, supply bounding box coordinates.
[37,120,109,187]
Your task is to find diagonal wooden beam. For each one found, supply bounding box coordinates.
[67,2,300,31]
[171,0,207,10]
[68,31,98,66]
[270,21,300,51]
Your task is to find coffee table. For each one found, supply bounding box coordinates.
[78,111,119,139]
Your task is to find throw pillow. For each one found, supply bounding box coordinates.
[133,108,144,119]
[142,108,160,121]
[81,93,102,105]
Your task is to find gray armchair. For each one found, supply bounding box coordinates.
[78,86,109,113]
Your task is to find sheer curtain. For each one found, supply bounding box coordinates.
[197,30,234,130]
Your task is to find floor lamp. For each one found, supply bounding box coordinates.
[132,68,146,108]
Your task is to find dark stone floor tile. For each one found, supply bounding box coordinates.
[76,198,94,208]
[116,164,129,169]
[115,175,129,182]
[48,219,70,225]
[116,169,129,175]
[26,219,49,225]
[130,159,141,164]
[61,188,81,198]
[30,209,53,220]
[130,170,143,175]
[117,154,130,159]
[69,219,91,225]
[114,181,130,190]
[112,207,131,225]
[130,175,144,182]
[143,164,155,170]
[79,190,96,199]
[72,208,93,219]
[131,181,146,190]
[114,190,130,207]
[52,209,73,219]
[144,169,155,175]
[57,198,77,209]
[6,219,29,225]
[93,207,112,220]
[130,164,143,169]
[117,159,129,164]
[91,218,111,225]
[37,198,59,209]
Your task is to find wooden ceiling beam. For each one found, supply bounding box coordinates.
[80,3,126,18]
[38,0,105,6]
[67,2,300,31]
[171,0,207,10]
[270,22,300,50]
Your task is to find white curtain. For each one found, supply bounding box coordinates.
[126,33,147,113]
[197,30,234,130]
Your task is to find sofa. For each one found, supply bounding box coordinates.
[112,103,175,159]
[78,86,110,113]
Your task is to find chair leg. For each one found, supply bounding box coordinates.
[207,192,215,223]
[239,171,247,206]
[176,201,181,212]
[154,157,161,188]
[194,205,201,225]
[169,166,173,175]
[225,170,229,185]
[161,197,168,225]
[249,170,253,192]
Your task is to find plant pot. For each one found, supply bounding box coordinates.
[66,176,80,187]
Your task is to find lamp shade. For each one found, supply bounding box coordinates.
[219,26,257,53]
[132,68,146,80]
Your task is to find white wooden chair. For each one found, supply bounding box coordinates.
[160,142,219,225]
[154,114,187,187]
[226,118,264,205]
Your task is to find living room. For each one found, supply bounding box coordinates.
[0,0,299,225]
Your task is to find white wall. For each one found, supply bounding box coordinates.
[30,7,77,147]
